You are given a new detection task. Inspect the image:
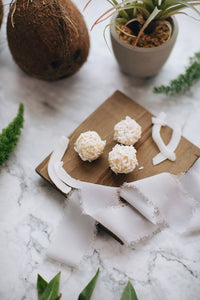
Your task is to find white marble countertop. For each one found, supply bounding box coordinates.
[0,1,200,300]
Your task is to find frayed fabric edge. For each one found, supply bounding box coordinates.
[121,181,162,225]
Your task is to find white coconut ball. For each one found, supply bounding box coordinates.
[108,144,138,174]
[74,131,106,162]
[114,116,142,145]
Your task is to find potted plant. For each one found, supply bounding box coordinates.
[85,0,200,78]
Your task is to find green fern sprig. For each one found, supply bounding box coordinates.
[0,103,24,166]
[153,52,200,96]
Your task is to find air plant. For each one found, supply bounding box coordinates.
[84,0,200,47]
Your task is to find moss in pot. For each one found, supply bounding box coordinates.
[85,0,200,78]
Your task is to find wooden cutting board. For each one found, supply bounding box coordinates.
[36,90,200,188]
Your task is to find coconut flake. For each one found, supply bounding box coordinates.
[47,136,71,195]
[152,112,181,165]
[138,166,144,170]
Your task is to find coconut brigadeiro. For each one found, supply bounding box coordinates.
[108,144,138,174]
[114,116,142,145]
[7,0,90,81]
[74,131,106,162]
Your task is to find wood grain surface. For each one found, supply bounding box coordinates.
[36,90,200,188]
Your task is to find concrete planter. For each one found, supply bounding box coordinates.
[110,15,178,78]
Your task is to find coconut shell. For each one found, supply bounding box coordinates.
[0,0,3,28]
[7,0,90,80]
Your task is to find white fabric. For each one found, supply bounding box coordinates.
[184,209,200,235]
[120,183,160,225]
[121,173,196,232]
[47,136,200,267]
[152,112,181,165]
[180,159,200,235]
[56,162,159,246]
[47,190,96,268]
[92,205,160,246]
[179,160,200,201]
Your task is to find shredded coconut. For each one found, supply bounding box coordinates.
[74,131,106,162]
[108,144,138,174]
[114,116,142,145]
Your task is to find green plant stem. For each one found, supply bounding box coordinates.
[0,103,24,166]
[153,52,200,96]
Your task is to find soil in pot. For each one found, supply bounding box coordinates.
[116,22,170,48]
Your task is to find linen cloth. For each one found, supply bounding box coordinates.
[47,137,200,267]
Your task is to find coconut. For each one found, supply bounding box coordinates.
[0,0,3,28]
[7,0,90,80]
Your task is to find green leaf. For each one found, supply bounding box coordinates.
[0,103,24,166]
[120,281,138,300]
[78,268,100,300]
[37,272,61,300]
[37,274,48,300]
[133,6,161,47]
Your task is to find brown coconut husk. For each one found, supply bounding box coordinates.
[0,0,3,28]
[7,0,90,81]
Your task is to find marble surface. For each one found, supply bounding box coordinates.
[0,1,200,300]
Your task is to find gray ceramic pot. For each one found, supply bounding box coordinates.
[110,15,178,78]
